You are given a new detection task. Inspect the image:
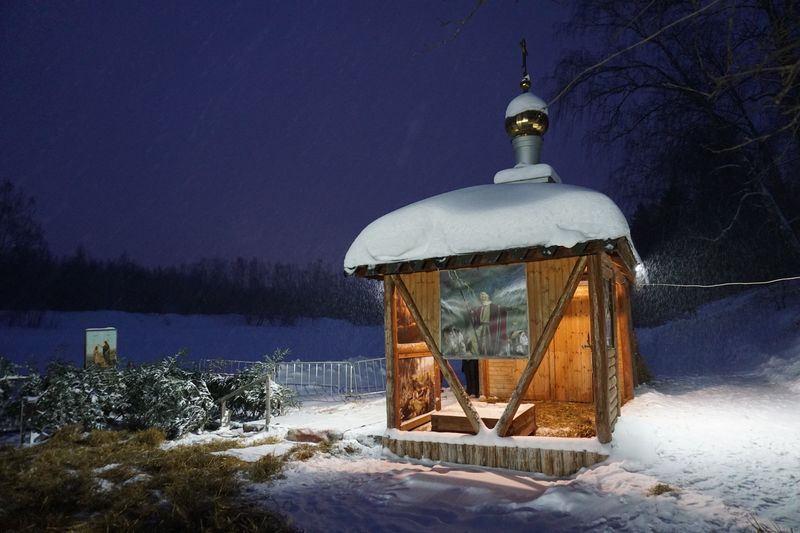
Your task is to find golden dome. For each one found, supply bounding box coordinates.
[504,109,549,138]
[504,92,549,138]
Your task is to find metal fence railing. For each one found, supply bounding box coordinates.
[349,358,386,395]
[193,357,387,399]
[191,359,261,375]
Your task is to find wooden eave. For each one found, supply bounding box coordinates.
[349,237,637,279]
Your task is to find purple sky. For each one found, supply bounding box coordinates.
[1,1,610,268]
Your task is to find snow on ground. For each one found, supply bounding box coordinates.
[4,285,798,530]
[224,380,799,532]
[636,284,800,377]
[0,310,383,369]
[206,285,798,532]
[611,377,800,528]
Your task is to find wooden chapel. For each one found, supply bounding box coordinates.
[344,57,642,476]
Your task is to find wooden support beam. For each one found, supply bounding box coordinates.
[351,237,636,280]
[589,254,612,443]
[390,274,485,435]
[494,255,588,437]
[383,276,397,429]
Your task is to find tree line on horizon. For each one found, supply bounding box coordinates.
[0,181,382,326]
[5,1,800,328]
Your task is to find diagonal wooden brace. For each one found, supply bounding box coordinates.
[390,274,486,435]
[494,255,588,437]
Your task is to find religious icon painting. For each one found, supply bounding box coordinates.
[440,264,529,359]
[397,356,437,422]
[85,327,118,369]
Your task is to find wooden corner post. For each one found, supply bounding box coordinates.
[588,253,612,443]
[384,276,397,429]
[390,274,485,435]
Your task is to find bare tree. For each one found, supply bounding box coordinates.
[0,180,46,257]
[552,0,800,262]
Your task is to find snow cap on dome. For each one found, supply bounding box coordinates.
[505,92,548,118]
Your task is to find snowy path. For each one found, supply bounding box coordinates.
[238,371,799,532]
[257,455,752,532]
[611,374,800,528]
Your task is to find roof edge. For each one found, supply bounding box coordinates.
[346,237,638,280]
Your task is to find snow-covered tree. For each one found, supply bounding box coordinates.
[203,348,298,420]
[33,361,124,431]
[123,354,214,438]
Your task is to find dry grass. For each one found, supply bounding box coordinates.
[247,435,283,446]
[647,482,678,496]
[47,423,84,445]
[286,443,318,461]
[134,427,166,447]
[249,454,287,483]
[170,433,282,454]
[96,463,140,485]
[85,428,125,447]
[340,443,360,455]
[317,439,336,455]
[248,435,345,482]
[183,438,248,453]
[533,401,596,438]
[0,427,295,532]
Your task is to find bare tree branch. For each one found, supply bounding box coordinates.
[550,0,724,106]
[416,0,486,55]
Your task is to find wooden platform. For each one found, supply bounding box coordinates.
[430,403,537,436]
[383,436,607,476]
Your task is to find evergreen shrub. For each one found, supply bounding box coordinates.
[0,351,298,439]
[202,348,299,419]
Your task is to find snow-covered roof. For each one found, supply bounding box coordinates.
[344,182,637,274]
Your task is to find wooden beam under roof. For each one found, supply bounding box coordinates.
[350,237,637,279]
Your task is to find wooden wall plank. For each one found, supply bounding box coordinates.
[401,271,440,343]
[615,278,636,404]
[553,280,592,402]
[527,257,592,403]
[531,260,551,399]
[578,287,593,402]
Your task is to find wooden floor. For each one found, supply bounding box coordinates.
[430,403,536,436]
[401,397,596,438]
[534,401,596,438]
[390,395,608,476]
[390,397,606,475]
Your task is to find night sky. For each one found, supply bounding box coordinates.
[1,1,609,268]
